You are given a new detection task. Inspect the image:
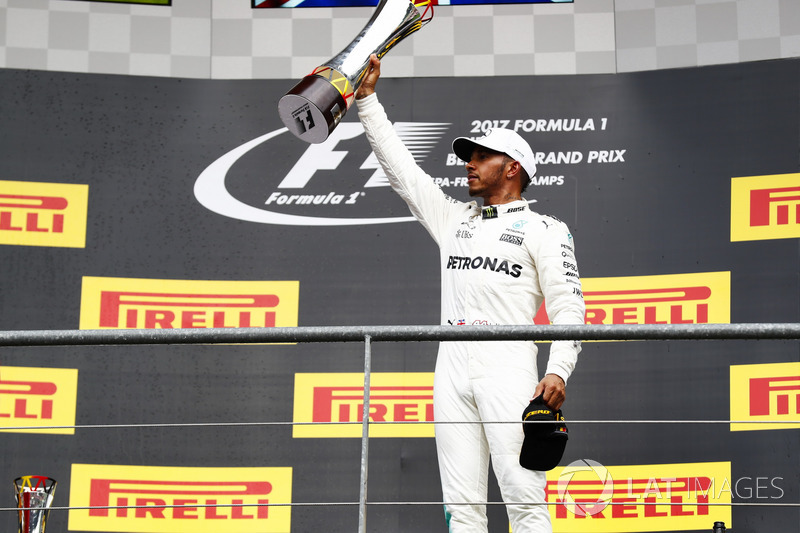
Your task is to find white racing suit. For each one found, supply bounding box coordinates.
[357,93,586,533]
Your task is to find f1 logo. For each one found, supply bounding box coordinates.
[278,122,451,190]
[295,108,315,134]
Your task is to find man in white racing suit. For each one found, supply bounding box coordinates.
[355,55,585,533]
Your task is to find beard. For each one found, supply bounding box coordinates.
[467,165,505,198]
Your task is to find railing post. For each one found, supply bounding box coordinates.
[357,334,372,533]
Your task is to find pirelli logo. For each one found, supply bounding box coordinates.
[0,180,88,248]
[535,272,730,326]
[731,173,800,241]
[68,464,292,533]
[293,373,434,438]
[545,461,731,532]
[0,365,78,435]
[730,362,800,432]
[80,277,299,330]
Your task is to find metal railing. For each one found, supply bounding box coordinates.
[2,323,800,533]
[3,323,800,346]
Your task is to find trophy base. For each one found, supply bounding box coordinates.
[278,75,349,144]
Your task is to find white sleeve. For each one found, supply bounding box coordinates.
[533,219,586,384]
[356,93,465,245]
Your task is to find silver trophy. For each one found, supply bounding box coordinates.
[14,476,56,533]
[278,0,433,143]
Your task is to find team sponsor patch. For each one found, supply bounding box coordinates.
[481,206,499,219]
[446,255,523,277]
[499,233,524,246]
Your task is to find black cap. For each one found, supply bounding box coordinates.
[519,395,568,471]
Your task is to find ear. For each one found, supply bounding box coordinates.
[505,160,522,180]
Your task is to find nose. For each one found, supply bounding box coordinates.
[465,158,475,171]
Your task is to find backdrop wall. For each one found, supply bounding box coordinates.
[0,57,798,532]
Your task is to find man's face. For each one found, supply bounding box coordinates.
[466,147,510,199]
